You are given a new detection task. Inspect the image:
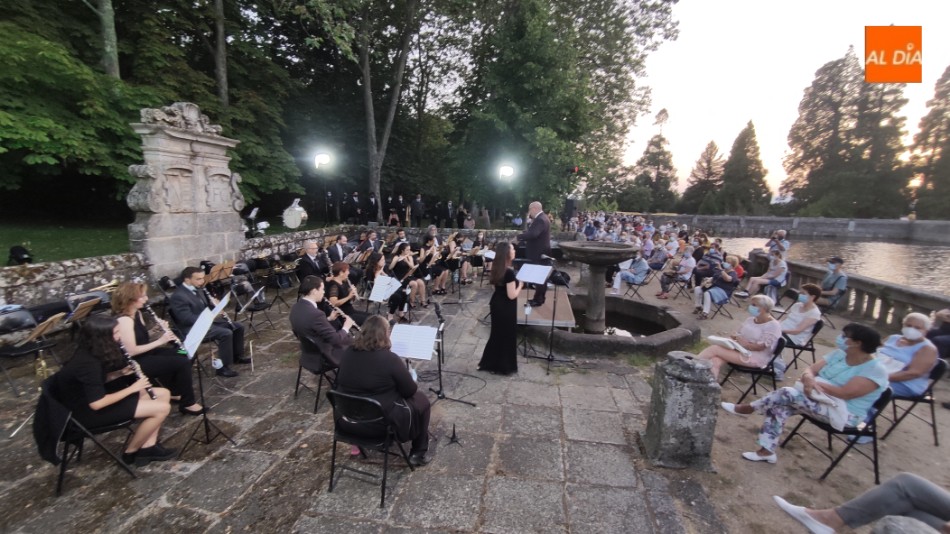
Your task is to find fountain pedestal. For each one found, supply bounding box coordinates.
[558,241,639,334]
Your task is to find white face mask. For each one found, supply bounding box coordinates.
[901,326,925,341]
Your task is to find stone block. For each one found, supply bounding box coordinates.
[642,351,720,471]
[871,516,939,534]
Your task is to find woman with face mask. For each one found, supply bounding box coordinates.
[696,294,782,378]
[740,250,788,298]
[721,323,888,465]
[877,312,939,397]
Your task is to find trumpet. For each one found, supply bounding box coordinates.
[143,303,188,355]
[202,287,236,328]
[89,280,120,292]
[323,298,361,332]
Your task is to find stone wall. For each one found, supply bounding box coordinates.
[0,254,149,306]
[674,215,950,244]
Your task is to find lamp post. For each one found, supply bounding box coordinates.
[499,165,514,182]
[314,152,333,223]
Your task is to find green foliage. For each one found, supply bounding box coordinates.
[630,134,678,212]
[719,121,771,215]
[679,140,724,214]
[911,64,950,219]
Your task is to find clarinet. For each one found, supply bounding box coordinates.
[322,298,362,332]
[202,287,236,328]
[117,341,156,400]
[143,303,188,355]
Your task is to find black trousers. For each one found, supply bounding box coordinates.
[205,320,245,366]
[135,347,196,406]
[527,258,552,304]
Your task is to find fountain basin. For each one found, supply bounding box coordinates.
[558,241,639,334]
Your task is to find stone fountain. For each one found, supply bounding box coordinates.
[558,241,639,334]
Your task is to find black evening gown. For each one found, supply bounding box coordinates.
[478,268,518,374]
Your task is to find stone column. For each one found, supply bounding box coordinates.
[126,103,245,279]
[642,351,720,471]
[586,264,607,334]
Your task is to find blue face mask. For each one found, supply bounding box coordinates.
[835,335,848,351]
[797,294,808,304]
[747,305,760,317]
[827,263,837,271]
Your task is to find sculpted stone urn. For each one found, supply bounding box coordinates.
[559,241,639,334]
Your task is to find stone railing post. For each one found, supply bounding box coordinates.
[642,351,720,471]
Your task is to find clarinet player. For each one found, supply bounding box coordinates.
[169,266,248,378]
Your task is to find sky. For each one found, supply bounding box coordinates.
[622,0,950,197]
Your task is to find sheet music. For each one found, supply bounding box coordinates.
[390,324,436,361]
[369,274,403,302]
[184,309,215,359]
[482,250,496,260]
[516,264,553,285]
[618,259,633,270]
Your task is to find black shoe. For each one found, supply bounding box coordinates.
[943,401,950,410]
[121,451,137,466]
[216,367,239,378]
[408,452,429,467]
[133,444,177,466]
[233,357,252,364]
[180,405,207,416]
[527,299,544,307]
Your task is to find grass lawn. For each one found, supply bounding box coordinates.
[0,222,130,263]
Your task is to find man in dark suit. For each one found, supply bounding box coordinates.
[366,192,379,223]
[169,266,248,377]
[296,240,330,279]
[411,194,424,228]
[517,201,552,306]
[344,192,363,224]
[290,276,355,373]
[327,234,362,285]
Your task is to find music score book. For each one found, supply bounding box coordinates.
[390,324,436,361]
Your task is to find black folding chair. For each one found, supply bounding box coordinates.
[326,390,415,508]
[784,321,824,370]
[33,377,136,495]
[293,334,337,413]
[230,280,275,336]
[622,278,650,300]
[669,276,693,301]
[880,359,947,446]
[769,289,801,320]
[780,388,892,484]
[720,338,787,403]
[0,311,66,396]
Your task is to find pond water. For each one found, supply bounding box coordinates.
[719,237,950,298]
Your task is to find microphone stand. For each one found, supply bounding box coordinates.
[428,304,476,407]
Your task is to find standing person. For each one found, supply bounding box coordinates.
[169,267,247,378]
[290,275,355,371]
[112,281,204,416]
[517,201,551,307]
[335,316,432,466]
[366,192,379,223]
[52,315,176,466]
[411,194,425,227]
[478,242,523,375]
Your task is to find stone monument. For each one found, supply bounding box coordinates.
[126,102,245,279]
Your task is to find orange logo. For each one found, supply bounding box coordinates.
[865,26,922,83]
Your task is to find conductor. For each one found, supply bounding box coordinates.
[518,201,551,307]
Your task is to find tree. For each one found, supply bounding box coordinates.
[720,122,771,215]
[911,64,950,219]
[679,140,724,214]
[80,0,120,79]
[631,134,677,212]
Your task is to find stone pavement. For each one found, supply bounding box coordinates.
[0,277,729,534]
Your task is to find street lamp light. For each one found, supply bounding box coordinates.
[314,152,331,169]
[499,165,514,181]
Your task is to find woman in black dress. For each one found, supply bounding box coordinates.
[366,252,409,323]
[53,315,176,466]
[478,242,523,375]
[112,281,204,415]
[326,261,371,325]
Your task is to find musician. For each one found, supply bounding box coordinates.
[420,235,447,297]
[468,231,490,278]
[357,230,382,253]
[394,228,409,245]
[441,234,465,288]
[52,315,176,466]
[328,234,363,285]
[112,281,204,416]
[424,224,442,247]
[290,276,355,371]
[411,194,425,227]
[326,262,371,325]
[297,240,330,279]
[517,201,552,307]
[390,242,426,308]
[365,252,409,323]
[335,316,432,466]
[169,266,248,378]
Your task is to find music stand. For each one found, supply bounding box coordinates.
[179,309,237,457]
[529,259,573,374]
[515,265,550,359]
[368,274,402,316]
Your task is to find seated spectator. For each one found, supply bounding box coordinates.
[692,256,740,319]
[927,308,950,361]
[656,246,696,299]
[740,250,788,297]
[697,294,782,378]
[817,256,848,308]
[610,254,650,295]
[765,229,790,253]
[879,312,939,397]
[774,283,823,380]
[730,255,746,280]
[646,244,668,271]
[774,472,950,534]
[720,322,887,464]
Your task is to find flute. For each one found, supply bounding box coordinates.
[323,298,362,332]
[202,287,236,327]
[117,341,156,400]
[143,303,188,355]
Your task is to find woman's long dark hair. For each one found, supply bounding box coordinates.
[366,252,384,280]
[490,242,513,286]
[77,315,125,370]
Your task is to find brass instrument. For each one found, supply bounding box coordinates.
[322,298,361,332]
[202,287,236,328]
[143,303,188,355]
[89,280,120,292]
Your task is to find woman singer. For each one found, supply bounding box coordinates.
[326,261,371,326]
[112,281,204,416]
[477,242,523,375]
[53,315,176,466]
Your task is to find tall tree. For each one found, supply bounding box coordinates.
[679,140,724,214]
[80,0,120,79]
[911,64,950,219]
[631,134,677,212]
[720,121,771,214]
